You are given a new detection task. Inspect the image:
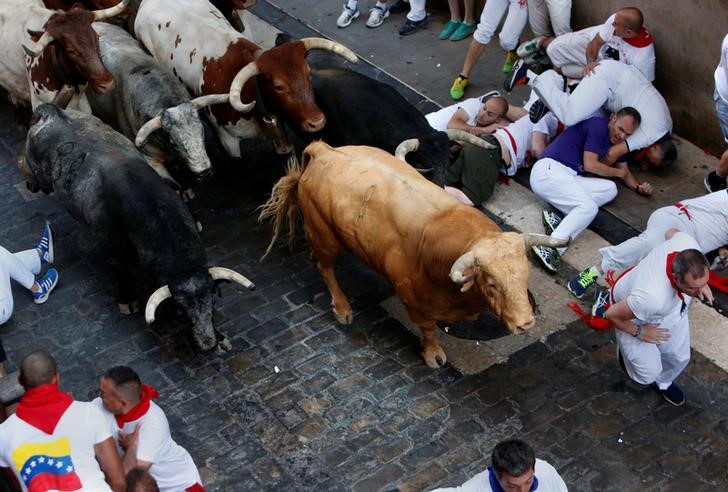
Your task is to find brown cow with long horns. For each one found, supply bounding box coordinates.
[261,142,568,368]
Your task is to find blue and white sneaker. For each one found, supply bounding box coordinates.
[591,289,610,318]
[36,221,54,265]
[542,210,562,235]
[33,268,58,304]
[654,382,685,406]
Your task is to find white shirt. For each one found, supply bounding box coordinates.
[92,398,201,492]
[715,33,728,103]
[596,60,672,151]
[495,113,559,176]
[588,13,656,82]
[0,401,113,492]
[430,459,568,492]
[426,97,483,131]
[612,232,700,325]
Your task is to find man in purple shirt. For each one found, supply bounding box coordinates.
[529,107,652,272]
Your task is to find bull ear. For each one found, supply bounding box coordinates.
[27,30,43,42]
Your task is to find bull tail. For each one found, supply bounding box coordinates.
[259,153,304,260]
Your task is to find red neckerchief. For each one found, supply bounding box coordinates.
[624,27,653,48]
[709,270,728,293]
[15,383,73,435]
[115,384,160,428]
[665,251,685,302]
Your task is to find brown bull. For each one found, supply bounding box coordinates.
[261,142,567,368]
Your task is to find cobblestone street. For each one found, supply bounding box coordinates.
[0,2,727,491]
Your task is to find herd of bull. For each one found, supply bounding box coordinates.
[3,0,566,367]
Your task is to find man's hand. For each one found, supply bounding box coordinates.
[698,284,714,305]
[118,423,141,452]
[635,181,653,196]
[639,323,670,344]
[581,61,601,77]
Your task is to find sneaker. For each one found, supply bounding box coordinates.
[502,50,519,73]
[480,89,501,103]
[388,0,409,14]
[450,75,469,100]
[503,58,530,92]
[531,245,560,273]
[704,170,727,193]
[449,21,476,42]
[439,19,460,40]
[36,221,54,265]
[591,289,610,318]
[336,5,360,28]
[529,99,550,123]
[567,266,599,299]
[399,16,427,36]
[654,383,685,406]
[366,6,389,28]
[33,268,58,304]
[542,209,562,235]
[516,36,545,58]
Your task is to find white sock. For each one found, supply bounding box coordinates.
[346,0,358,10]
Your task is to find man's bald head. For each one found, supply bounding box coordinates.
[476,96,509,126]
[19,349,58,390]
[618,7,644,33]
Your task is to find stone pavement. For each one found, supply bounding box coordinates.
[0,4,727,492]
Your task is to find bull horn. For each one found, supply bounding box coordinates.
[135,115,163,147]
[93,0,129,21]
[144,284,172,324]
[23,32,54,58]
[208,267,256,290]
[450,251,479,283]
[444,129,497,149]
[299,38,358,64]
[522,233,570,250]
[395,138,420,161]
[228,63,259,113]
[190,94,231,109]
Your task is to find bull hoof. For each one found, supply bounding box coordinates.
[333,309,353,325]
[422,347,447,368]
[216,337,233,353]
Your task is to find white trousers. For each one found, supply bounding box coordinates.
[616,307,691,389]
[407,0,426,21]
[532,68,612,126]
[473,0,528,51]
[527,0,572,38]
[0,247,40,325]
[600,206,689,273]
[530,158,617,253]
[544,29,592,78]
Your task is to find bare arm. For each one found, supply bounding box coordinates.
[506,104,527,122]
[585,33,605,63]
[95,437,126,492]
[615,162,653,195]
[530,131,549,160]
[447,109,505,135]
[602,141,628,165]
[582,150,627,178]
[118,425,153,475]
[605,300,669,344]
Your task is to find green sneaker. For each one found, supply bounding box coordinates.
[567,266,600,299]
[439,20,460,40]
[450,75,469,100]
[449,21,476,41]
[502,50,519,73]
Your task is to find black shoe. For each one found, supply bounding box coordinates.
[704,171,727,193]
[529,99,550,123]
[654,383,685,406]
[389,0,409,14]
[399,16,427,35]
[503,59,530,92]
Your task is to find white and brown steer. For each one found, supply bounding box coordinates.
[261,142,568,368]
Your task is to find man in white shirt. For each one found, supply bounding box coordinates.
[0,350,125,491]
[94,366,204,492]
[705,33,728,192]
[518,7,655,81]
[430,439,568,492]
[593,231,711,406]
[426,93,509,135]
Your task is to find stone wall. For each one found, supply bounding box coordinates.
[571,0,728,155]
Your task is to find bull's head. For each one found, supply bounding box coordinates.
[449,233,569,333]
[145,267,255,352]
[228,38,358,132]
[24,1,129,94]
[136,95,229,178]
[22,104,70,194]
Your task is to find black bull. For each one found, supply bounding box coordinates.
[21,104,254,352]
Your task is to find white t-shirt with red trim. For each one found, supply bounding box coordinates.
[0,401,112,492]
[92,398,201,492]
[425,97,484,132]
